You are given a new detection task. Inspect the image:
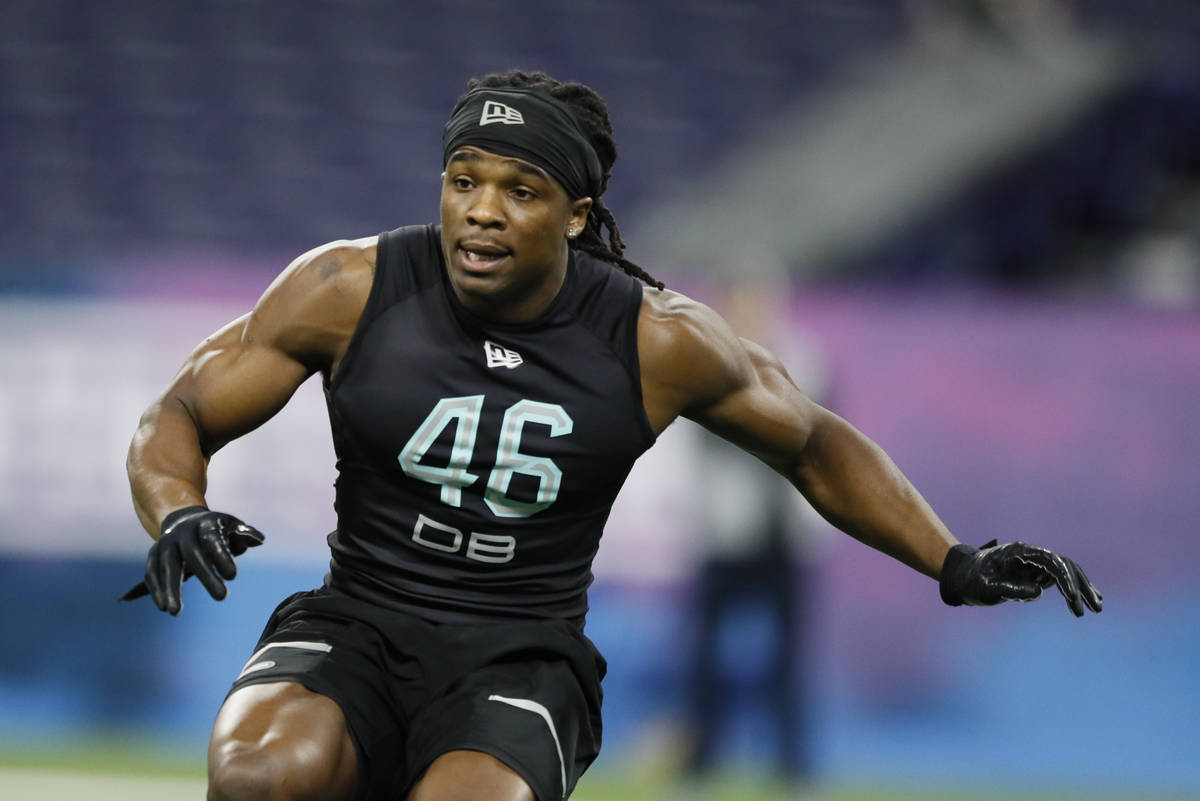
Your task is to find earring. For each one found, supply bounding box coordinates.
[568,227,579,238]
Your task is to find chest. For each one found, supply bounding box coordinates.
[328,292,650,514]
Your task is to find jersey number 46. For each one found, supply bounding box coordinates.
[397,395,573,518]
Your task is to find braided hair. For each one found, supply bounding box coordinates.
[466,69,664,289]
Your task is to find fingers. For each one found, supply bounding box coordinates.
[1009,545,1088,617]
[206,518,241,580]
[119,581,150,601]
[142,544,165,610]
[226,522,266,557]
[188,521,237,601]
[159,539,186,615]
[993,579,1042,603]
[1070,558,1104,613]
[188,556,228,601]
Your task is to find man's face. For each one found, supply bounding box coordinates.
[440,146,591,324]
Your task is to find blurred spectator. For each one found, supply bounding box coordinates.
[680,281,831,798]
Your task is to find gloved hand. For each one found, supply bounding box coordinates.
[120,506,264,615]
[939,539,1102,617]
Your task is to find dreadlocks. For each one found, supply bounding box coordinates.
[466,69,664,290]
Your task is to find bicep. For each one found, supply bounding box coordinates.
[687,338,827,474]
[168,313,311,455]
[164,238,372,453]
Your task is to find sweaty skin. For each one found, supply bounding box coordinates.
[637,291,956,577]
[127,148,956,800]
[127,238,376,537]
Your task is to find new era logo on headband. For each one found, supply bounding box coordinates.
[444,87,600,198]
[480,100,524,126]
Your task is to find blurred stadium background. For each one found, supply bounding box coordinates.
[2,1,1199,799]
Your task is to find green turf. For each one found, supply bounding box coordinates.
[573,770,1181,801]
[0,741,1181,801]
[0,736,204,778]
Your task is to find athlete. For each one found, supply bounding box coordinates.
[124,70,1102,801]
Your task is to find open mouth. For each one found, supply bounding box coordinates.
[458,245,511,270]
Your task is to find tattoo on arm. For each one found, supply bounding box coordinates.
[317,253,342,280]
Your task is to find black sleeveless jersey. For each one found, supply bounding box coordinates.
[323,224,656,624]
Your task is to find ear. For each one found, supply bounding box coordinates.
[567,197,593,239]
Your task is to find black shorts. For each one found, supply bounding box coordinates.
[228,587,607,801]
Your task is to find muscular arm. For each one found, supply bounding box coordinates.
[639,290,956,577]
[127,239,375,537]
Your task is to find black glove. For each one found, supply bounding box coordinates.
[120,506,264,615]
[939,539,1102,617]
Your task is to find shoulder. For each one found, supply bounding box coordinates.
[263,236,377,308]
[637,287,730,350]
[637,287,755,432]
[246,236,378,369]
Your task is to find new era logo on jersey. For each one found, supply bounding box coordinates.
[484,340,523,369]
[480,100,524,126]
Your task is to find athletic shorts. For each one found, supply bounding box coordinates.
[227,587,607,801]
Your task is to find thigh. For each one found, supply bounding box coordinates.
[401,657,600,801]
[209,680,358,801]
[224,590,414,800]
[406,750,533,801]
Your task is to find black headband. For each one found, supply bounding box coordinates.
[442,87,603,200]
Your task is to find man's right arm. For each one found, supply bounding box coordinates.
[127,237,376,537]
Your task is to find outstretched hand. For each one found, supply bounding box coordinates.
[120,506,265,615]
[939,540,1102,617]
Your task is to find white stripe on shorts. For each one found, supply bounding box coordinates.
[487,694,567,798]
[237,640,331,679]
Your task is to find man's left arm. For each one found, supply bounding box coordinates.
[696,337,1103,616]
